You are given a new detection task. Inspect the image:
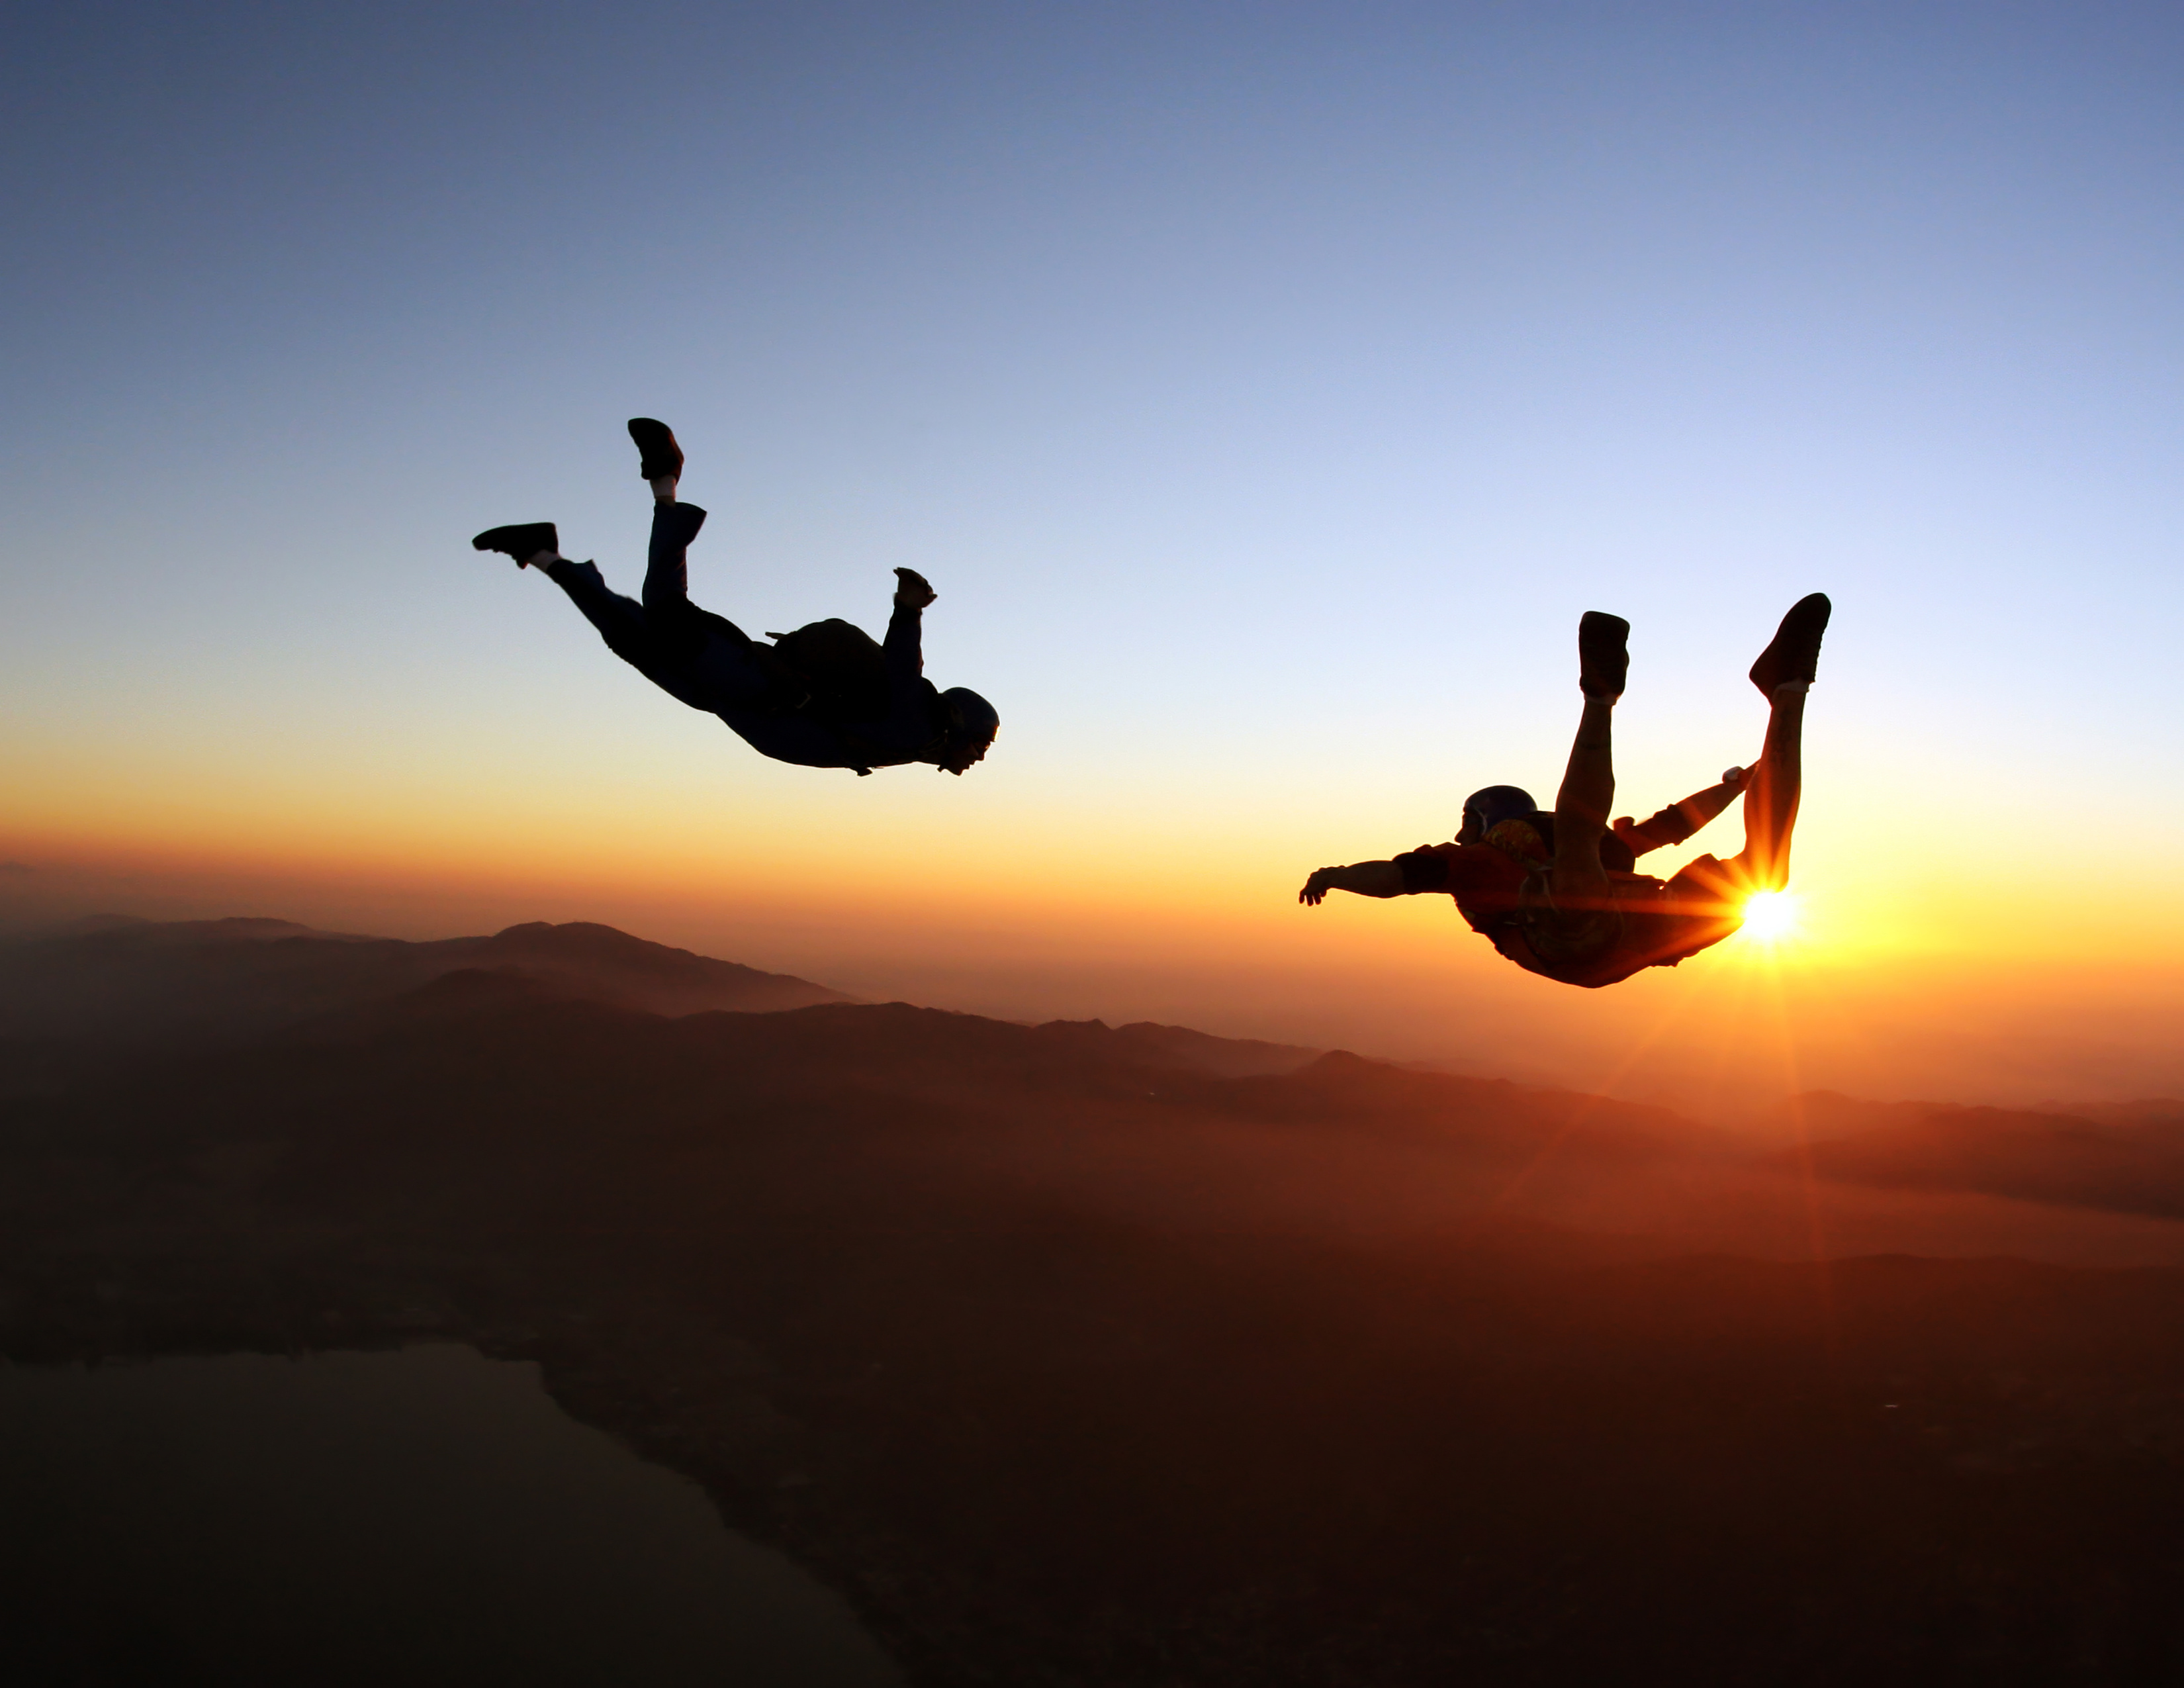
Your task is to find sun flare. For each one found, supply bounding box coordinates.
[1740,889,1801,944]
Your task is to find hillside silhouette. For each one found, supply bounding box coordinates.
[0,916,850,1047]
[7,919,2184,1683]
[1770,1092,2184,1220]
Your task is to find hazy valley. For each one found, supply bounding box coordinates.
[7,918,2184,1683]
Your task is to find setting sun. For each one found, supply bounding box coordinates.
[1741,890,1801,944]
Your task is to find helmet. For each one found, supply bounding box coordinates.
[940,687,1000,744]
[1462,784,1537,838]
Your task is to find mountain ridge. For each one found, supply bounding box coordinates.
[0,915,851,1046]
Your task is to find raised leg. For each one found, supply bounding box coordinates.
[545,556,782,717]
[1726,593,1829,892]
[1726,686,1804,890]
[641,501,709,619]
[545,559,666,677]
[1552,612,1630,903]
[1551,692,1616,902]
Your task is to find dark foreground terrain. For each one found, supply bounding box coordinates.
[7,919,2184,1685]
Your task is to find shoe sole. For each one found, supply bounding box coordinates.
[628,417,684,481]
[471,523,559,566]
[1750,592,1832,695]
[1578,610,1631,698]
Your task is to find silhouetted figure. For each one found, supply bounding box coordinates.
[474,420,999,776]
[1298,596,1829,988]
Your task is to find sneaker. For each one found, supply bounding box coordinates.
[1749,592,1831,696]
[1578,611,1630,700]
[627,417,684,483]
[471,522,559,567]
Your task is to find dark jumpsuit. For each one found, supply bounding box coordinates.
[1395,814,1747,990]
[547,502,944,774]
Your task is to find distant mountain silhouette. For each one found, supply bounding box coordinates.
[7,917,2176,1246]
[1030,1016,1322,1078]
[2038,1097,2184,1131]
[1772,1090,2184,1219]
[0,916,850,1046]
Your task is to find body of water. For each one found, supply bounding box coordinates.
[0,1343,904,1686]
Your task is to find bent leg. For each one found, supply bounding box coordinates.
[1725,686,1805,890]
[544,558,727,714]
[1551,693,1616,904]
[631,500,776,710]
[642,501,708,619]
[1553,609,1630,903]
[545,559,655,669]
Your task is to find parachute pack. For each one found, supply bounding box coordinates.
[763,618,893,723]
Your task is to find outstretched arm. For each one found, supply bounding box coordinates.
[878,567,938,720]
[1613,765,1752,859]
[1298,861,1406,905]
[883,567,934,679]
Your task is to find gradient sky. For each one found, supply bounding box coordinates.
[5,3,2181,1115]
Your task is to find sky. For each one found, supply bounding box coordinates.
[4,1,2181,1117]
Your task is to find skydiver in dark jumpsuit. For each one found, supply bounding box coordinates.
[473,420,999,777]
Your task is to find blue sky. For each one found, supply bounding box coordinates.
[4,3,2182,1094]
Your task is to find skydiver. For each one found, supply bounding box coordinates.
[473,420,1000,776]
[1297,595,1829,988]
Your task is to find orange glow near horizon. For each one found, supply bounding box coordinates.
[6,813,2183,1127]
[6,696,2183,1128]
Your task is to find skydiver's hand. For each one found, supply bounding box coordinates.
[893,567,936,610]
[1299,868,1342,906]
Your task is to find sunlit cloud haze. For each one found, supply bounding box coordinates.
[5,3,2181,1117]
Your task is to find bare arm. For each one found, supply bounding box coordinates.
[1614,765,1752,859]
[1298,861,1406,905]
